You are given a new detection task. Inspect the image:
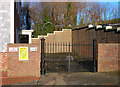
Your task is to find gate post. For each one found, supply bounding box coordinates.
[68,42,70,73]
[93,39,97,72]
[41,38,45,75]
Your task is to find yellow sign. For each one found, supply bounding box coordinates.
[19,47,28,60]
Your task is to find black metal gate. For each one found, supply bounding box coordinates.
[44,42,70,73]
[42,41,95,73]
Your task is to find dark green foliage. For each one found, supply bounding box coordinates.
[26,4,31,29]
[42,8,51,23]
[33,22,41,38]
[43,23,55,35]
[20,3,31,30]
[73,16,77,27]
[101,18,120,24]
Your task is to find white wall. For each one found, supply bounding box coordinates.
[0,0,14,52]
[10,0,14,43]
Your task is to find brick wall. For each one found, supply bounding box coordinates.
[72,29,120,60]
[0,52,8,71]
[32,29,72,43]
[32,29,72,53]
[7,44,40,77]
[0,52,8,78]
[72,28,120,43]
[98,43,120,72]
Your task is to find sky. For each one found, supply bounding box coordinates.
[76,1,119,25]
[100,2,118,10]
[20,0,120,2]
[21,0,119,11]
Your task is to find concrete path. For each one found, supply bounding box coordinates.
[12,72,119,86]
[64,72,119,85]
[41,73,67,85]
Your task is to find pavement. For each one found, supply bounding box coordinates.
[3,72,119,86]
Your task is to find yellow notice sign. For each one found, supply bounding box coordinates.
[19,47,28,60]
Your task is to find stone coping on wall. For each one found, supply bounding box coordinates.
[7,43,40,45]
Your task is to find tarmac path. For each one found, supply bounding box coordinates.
[9,72,119,86]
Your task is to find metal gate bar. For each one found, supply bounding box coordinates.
[40,39,97,74]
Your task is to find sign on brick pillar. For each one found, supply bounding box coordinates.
[7,44,40,77]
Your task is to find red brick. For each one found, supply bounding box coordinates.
[98,44,119,72]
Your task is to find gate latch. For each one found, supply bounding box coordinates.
[66,56,73,60]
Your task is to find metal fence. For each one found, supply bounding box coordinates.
[43,41,94,73]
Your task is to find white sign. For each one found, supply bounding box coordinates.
[9,47,18,52]
[30,47,37,51]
